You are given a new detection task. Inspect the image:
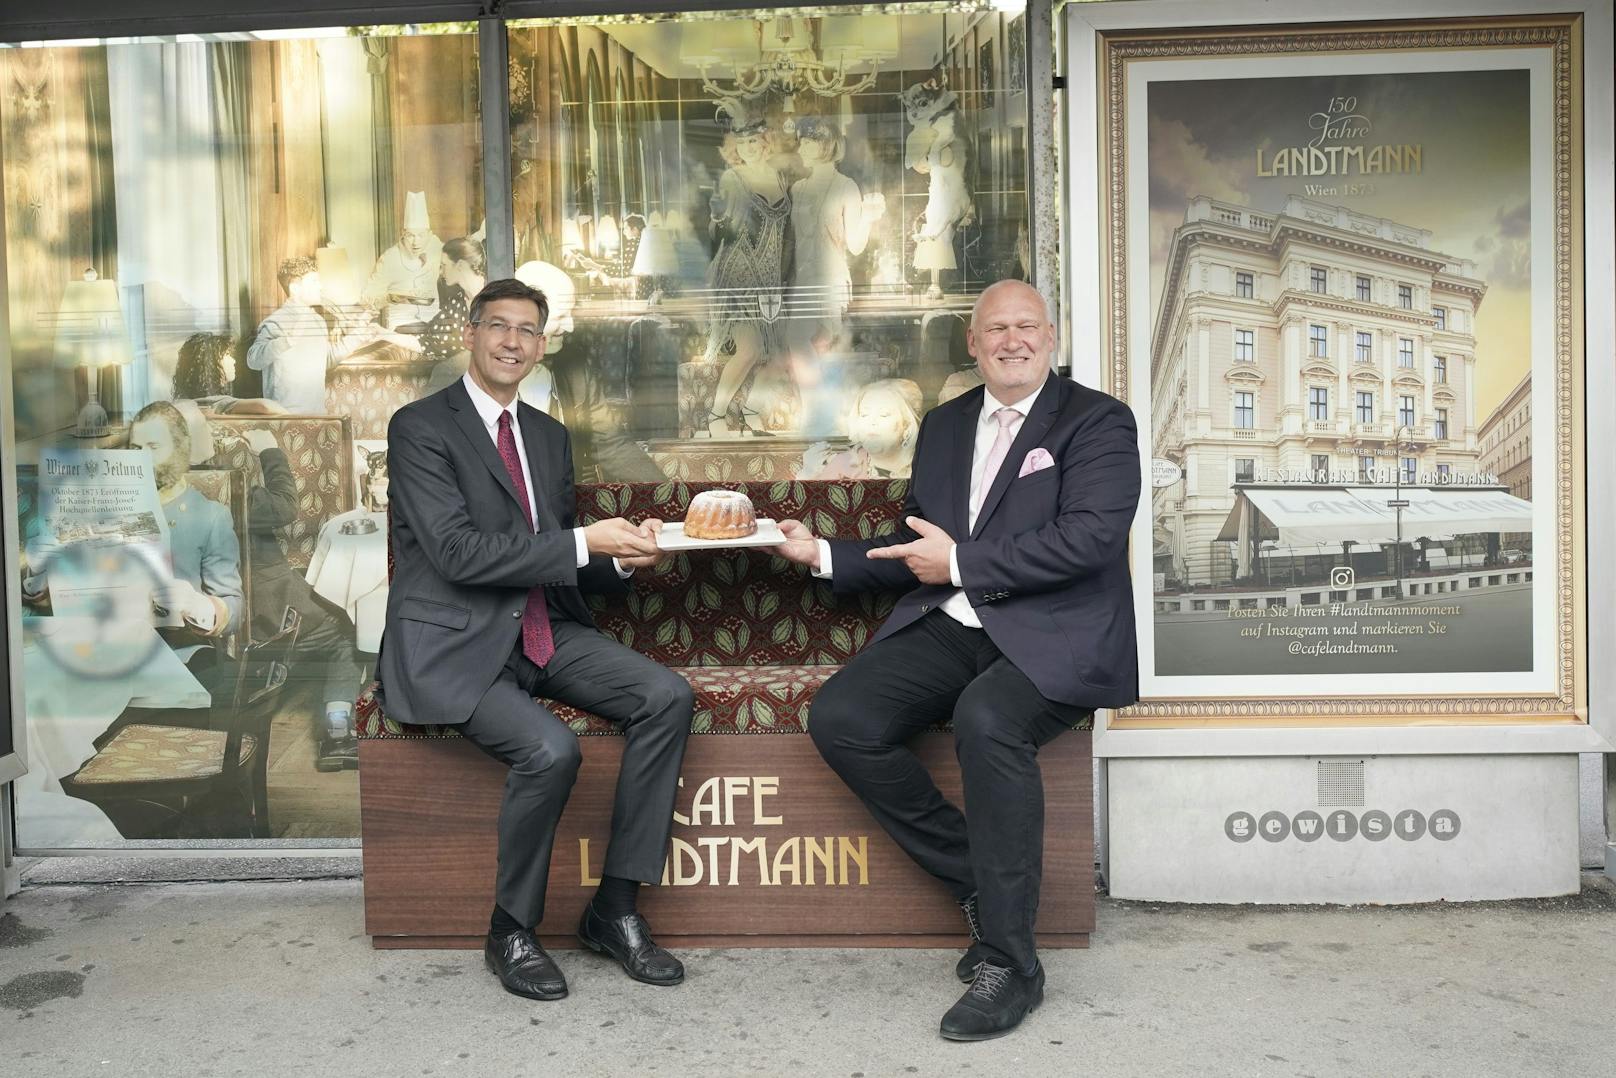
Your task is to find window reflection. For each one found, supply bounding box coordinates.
[509,6,1030,482]
[1,6,1032,847]
[2,25,482,846]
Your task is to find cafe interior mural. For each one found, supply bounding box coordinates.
[2,5,1031,845]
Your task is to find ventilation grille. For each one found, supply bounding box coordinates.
[1317,759,1366,807]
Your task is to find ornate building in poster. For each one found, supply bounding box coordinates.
[1478,373,1532,502]
[1151,195,1489,587]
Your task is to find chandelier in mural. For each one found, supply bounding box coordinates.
[691,16,884,109]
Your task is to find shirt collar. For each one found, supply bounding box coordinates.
[979,378,1044,428]
[462,373,518,431]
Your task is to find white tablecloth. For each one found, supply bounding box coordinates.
[306,510,389,652]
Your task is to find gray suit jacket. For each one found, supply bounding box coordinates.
[376,379,628,726]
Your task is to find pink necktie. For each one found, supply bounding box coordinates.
[971,407,1023,517]
[496,411,555,667]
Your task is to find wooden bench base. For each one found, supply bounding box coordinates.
[361,731,1094,950]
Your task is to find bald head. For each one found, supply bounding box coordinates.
[971,280,1052,327]
[966,280,1057,406]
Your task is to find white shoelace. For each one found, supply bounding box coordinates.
[961,896,983,941]
[969,964,1013,999]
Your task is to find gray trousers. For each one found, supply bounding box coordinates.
[457,618,693,928]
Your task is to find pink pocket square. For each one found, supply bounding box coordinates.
[1019,448,1055,477]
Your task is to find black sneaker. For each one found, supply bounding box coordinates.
[939,961,1044,1042]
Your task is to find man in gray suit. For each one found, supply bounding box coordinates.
[380,278,694,1002]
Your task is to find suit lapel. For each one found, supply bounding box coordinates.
[445,379,524,513]
[516,403,555,531]
[951,389,983,540]
[971,374,1065,540]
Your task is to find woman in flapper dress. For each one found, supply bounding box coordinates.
[787,117,886,436]
[701,118,794,437]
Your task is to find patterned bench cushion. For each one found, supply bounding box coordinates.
[355,668,1093,739]
[356,666,838,738]
[581,480,904,666]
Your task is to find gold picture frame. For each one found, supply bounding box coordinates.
[1093,14,1587,728]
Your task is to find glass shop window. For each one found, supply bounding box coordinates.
[505,6,1033,483]
[1,25,481,848]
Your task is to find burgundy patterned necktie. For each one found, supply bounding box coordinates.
[496,411,555,667]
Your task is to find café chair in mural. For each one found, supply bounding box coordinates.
[61,608,303,840]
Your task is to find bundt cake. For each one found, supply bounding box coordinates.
[683,489,758,540]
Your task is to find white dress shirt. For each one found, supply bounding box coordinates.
[462,374,630,577]
[814,381,1044,628]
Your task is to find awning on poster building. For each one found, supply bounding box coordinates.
[1215,486,1535,547]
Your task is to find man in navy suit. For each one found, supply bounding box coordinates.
[773,280,1141,1041]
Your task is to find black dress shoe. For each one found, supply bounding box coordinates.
[484,930,568,1001]
[956,893,985,983]
[577,902,685,986]
[939,962,1044,1042]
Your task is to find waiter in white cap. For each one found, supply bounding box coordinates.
[364,190,444,328]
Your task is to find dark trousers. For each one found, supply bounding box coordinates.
[251,564,365,738]
[456,618,693,928]
[809,611,1086,975]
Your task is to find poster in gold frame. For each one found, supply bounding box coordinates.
[1092,13,1588,729]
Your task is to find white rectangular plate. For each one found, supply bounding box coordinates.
[656,518,788,551]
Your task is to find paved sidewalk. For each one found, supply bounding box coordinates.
[2,870,1612,1077]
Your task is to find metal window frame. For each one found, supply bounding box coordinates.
[1,138,21,790]
[1,137,22,886]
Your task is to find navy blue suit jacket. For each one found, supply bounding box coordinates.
[827,373,1142,708]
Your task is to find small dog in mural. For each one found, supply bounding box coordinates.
[359,447,389,512]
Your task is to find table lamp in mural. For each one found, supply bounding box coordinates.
[631,217,679,305]
[913,235,955,302]
[596,214,622,259]
[56,269,134,438]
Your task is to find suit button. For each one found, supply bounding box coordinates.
[512,611,521,618]
[920,604,930,612]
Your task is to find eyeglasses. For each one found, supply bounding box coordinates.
[471,319,543,342]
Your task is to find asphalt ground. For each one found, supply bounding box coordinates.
[3,863,1612,1077]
